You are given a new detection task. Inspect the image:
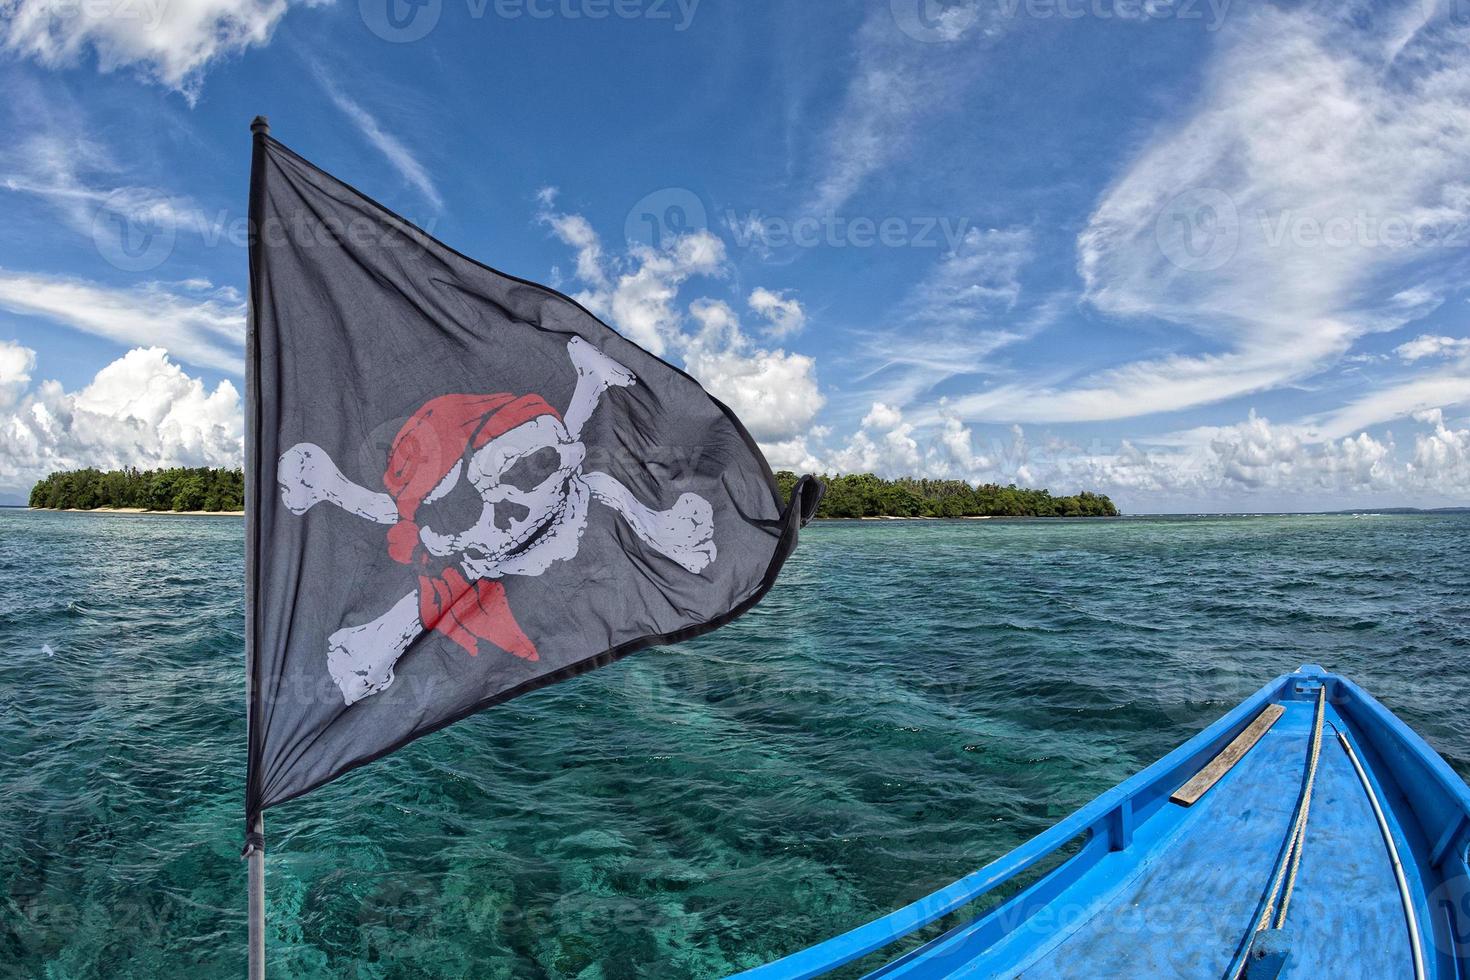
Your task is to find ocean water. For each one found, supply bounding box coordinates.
[1,509,1468,978]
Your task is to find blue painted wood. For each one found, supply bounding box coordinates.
[730,667,1470,980]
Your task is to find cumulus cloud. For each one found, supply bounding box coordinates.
[0,272,245,373]
[1204,413,1396,492]
[814,401,999,483]
[825,403,921,477]
[542,211,609,290]
[1395,334,1470,362]
[0,344,242,495]
[1409,408,1470,488]
[682,300,824,445]
[0,339,37,410]
[540,201,825,462]
[1,0,315,101]
[747,288,805,338]
[790,395,1470,512]
[541,198,724,356]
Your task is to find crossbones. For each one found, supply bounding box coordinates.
[277,337,717,705]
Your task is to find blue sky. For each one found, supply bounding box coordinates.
[1,0,1469,511]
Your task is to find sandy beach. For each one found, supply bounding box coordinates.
[46,507,245,517]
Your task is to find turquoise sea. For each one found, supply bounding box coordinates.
[1,509,1468,978]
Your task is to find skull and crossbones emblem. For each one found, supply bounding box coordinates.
[276,337,717,705]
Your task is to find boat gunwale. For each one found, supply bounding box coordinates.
[730,666,1470,979]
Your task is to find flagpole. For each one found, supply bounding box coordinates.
[246,113,270,980]
[247,812,265,979]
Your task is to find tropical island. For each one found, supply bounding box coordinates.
[774,471,1118,518]
[28,467,1117,519]
[30,467,245,513]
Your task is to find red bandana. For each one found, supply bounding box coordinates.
[381,392,560,662]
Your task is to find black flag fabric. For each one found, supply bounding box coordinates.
[244,125,822,832]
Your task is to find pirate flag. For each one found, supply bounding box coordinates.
[244,121,822,835]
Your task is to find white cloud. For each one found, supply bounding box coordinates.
[1026,408,1470,510]
[961,7,1470,425]
[861,401,904,431]
[2,132,202,258]
[317,76,444,212]
[1409,408,1470,488]
[1310,372,1470,439]
[0,339,37,409]
[747,288,805,338]
[825,402,923,477]
[541,203,825,460]
[1,0,310,101]
[0,344,242,494]
[789,396,1470,512]
[540,198,725,356]
[803,9,991,216]
[851,232,1047,413]
[542,212,609,289]
[1204,413,1395,492]
[682,299,824,446]
[906,226,1032,326]
[0,272,244,373]
[1395,334,1470,362]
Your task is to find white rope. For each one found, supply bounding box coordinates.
[1259,685,1325,930]
[1335,726,1427,980]
[1228,686,1326,979]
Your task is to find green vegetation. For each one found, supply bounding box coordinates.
[29,467,245,513]
[775,471,1118,519]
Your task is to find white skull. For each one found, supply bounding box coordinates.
[417,414,589,579]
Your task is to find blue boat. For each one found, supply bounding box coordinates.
[734,665,1470,979]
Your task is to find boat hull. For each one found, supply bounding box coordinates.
[733,667,1470,979]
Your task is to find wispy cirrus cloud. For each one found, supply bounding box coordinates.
[2,132,199,247]
[316,72,444,212]
[801,5,994,216]
[0,271,244,373]
[959,5,1470,424]
[1307,372,1470,441]
[851,227,1043,411]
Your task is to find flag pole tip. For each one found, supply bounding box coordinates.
[250,115,270,136]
